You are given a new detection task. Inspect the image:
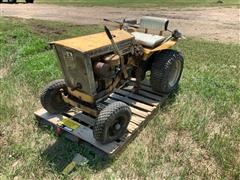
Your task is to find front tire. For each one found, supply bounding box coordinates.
[93,102,131,144]
[150,50,184,94]
[40,79,72,114]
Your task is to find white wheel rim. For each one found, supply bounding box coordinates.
[168,61,181,87]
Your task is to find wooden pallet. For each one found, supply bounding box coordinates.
[34,80,168,158]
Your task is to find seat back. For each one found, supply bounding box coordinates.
[139,16,169,32]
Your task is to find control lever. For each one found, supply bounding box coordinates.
[104,26,128,79]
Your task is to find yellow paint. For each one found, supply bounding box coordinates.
[51,29,133,53]
[58,118,80,130]
[62,95,98,117]
[62,161,76,175]
[143,40,176,60]
[67,88,94,103]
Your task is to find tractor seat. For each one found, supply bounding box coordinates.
[131,32,165,48]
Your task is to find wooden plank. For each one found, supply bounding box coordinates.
[109,93,155,112]
[72,125,120,154]
[64,110,96,127]
[72,113,96,127]
[35,108,64,124]
[115,89,158,106]
[140,85,166,96]
[35,109,120,154]
[119,132,131,142]
[127,122,138,133]
[35,79,170,158]
[129,79,166,96]
[104,98,150,118]
[123,85,163,101]
[140,85,161,95]
[130,115,145,126]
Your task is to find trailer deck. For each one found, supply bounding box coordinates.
[35,80,168,158]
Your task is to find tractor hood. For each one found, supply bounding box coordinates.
[50,29,134,57]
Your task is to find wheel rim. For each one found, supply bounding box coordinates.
[52,88,71,110]
[107,116,126,139]
[55,89,65,104]
[168,60,181,87]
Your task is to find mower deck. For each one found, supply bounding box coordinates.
[34,79,168,158]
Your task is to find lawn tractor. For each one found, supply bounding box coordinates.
[40,16,184,144]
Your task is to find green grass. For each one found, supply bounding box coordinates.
[36,0,239,7]
[0,17,240,179]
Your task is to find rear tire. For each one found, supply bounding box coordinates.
[40,79,72,114]
[150,50,184,94]
[93,102,131,144]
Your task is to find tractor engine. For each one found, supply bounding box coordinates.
[93,54,121,92]
[51,29,136,102]
[94,54,120,79]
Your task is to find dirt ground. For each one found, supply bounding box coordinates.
[0,4,239,43]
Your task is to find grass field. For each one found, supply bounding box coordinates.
[0,17,239,179]
[35,0,239,7]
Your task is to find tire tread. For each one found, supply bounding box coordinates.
[150,49,184,93]
[93,101,131,144]
[40,79,71,114]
